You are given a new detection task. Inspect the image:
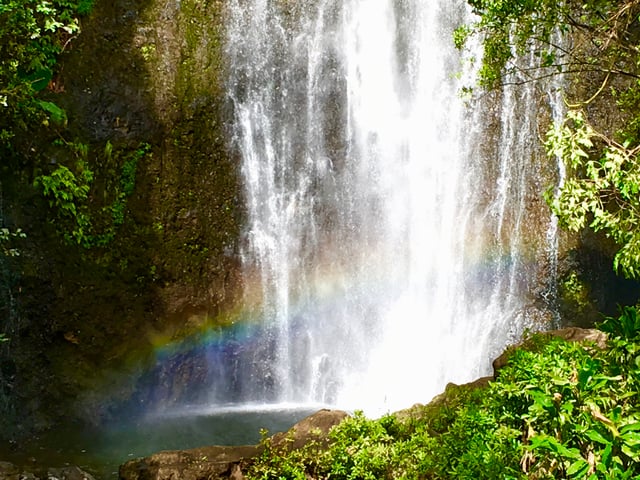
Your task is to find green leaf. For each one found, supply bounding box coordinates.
[567,459,590,477]
[601,443,613,468]
[530,434,583,460]
[621,423,640,434]
[528,389,554,410]
[586,429,609,445]
[21,67,53,91]
[37,100,67,125]
[621,444,640,461]
[621,431,640,447]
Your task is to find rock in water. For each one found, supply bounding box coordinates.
[119,409,349,480]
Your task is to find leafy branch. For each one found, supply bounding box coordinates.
[460,0,640,279]
[545,109,640,279]
[458,0,640,88]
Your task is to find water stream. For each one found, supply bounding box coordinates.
[221,0,561,415]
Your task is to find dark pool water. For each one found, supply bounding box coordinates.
[1,404,322,479]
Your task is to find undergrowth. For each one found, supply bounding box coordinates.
[247,307,640,479]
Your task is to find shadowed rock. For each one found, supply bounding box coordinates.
[118,445,261,480]
[0,464,95,480]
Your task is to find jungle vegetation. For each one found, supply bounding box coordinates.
[0,0,150,252]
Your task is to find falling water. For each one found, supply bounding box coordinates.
[221,0,560,414]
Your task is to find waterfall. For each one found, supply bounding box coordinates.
[220,0,560,414]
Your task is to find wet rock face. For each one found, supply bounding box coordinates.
[1,0,244,439]
[58,0,242,319]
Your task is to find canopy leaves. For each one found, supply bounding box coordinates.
[461,0,640,279]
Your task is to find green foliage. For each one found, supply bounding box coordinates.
[560,271,594,315]
[324,411,398,479]
[0,0,94,145]
[455,0,558,87]
[247,310,640,479]
[37,99,67,126]
[35,163,92,217]
[599,305,640,340]
[492,334,638,478]
[34,156,93,245]
[452,4,640,474]
[461,0,640,278]
[544,110,640,279]
[0,0,105,251]
[246,429,327,480]
[457,1,635,88]
[108,142,149,228]
[33,142,150,248]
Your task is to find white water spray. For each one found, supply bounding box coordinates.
[222,0,560,414]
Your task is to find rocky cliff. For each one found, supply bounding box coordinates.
[0,0,243,439]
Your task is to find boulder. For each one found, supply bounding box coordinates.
[271,409,349,451]
[119,409,349,480]
[119,445,261,480]
[552,327,608,348]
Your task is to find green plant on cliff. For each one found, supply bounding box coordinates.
[545,109,640,278]
[106,142,150,229]
[1,0,98,248]
[0,0,94,147]
[34,160,93,243]
[457,0,640,279]
[247,309,640,479]
[33,141,151,248]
